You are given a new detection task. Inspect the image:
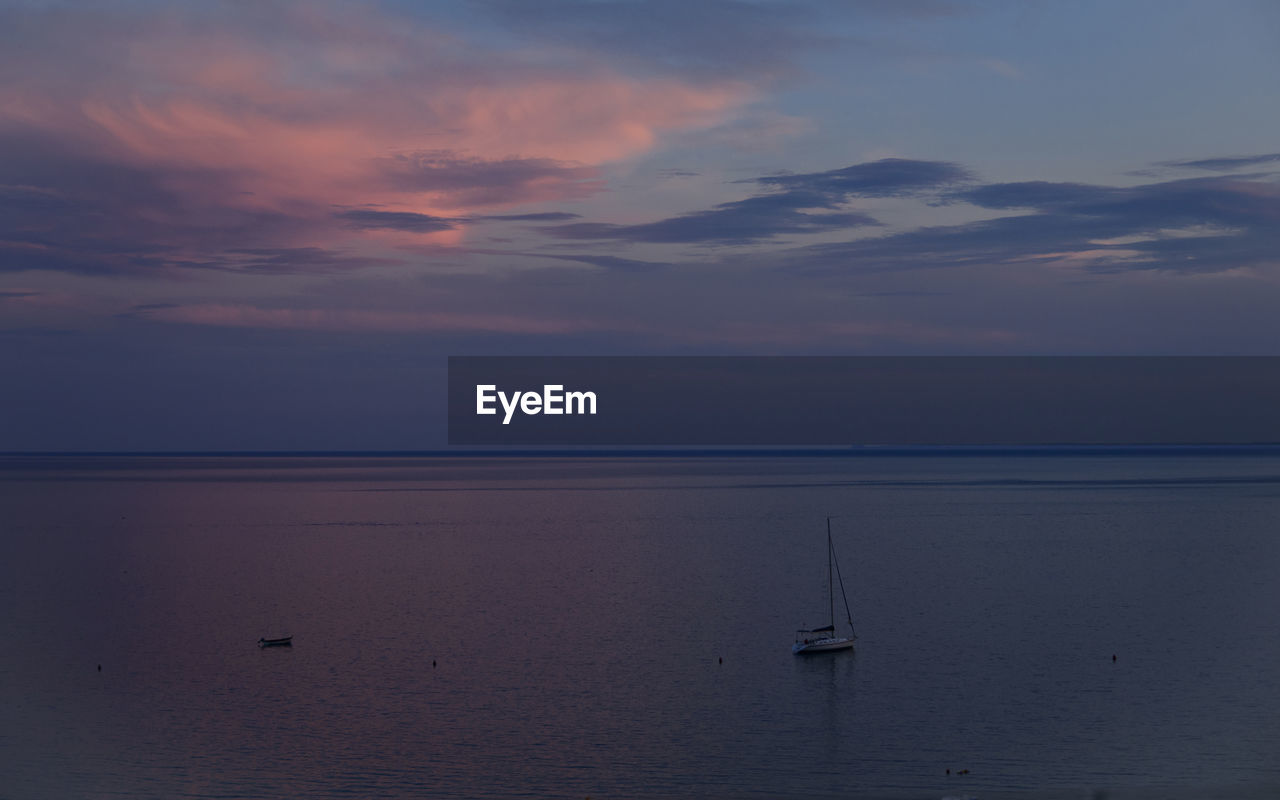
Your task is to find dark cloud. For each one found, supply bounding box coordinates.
[0,128,593,277]
[786,175,1280,277]
[537,254,671,272]
[754,158,974,197]
[0,132,336,276]
[114,303,178,320]
[950,180,1114,211]
[185,248,401,275]
[7,116,1278,286]
[957,176,1280,230]
[542,158,966,244]
[0,231,176,277]
[854,290,950,297]
[1156,153,1280,172]
[0,139,174,274]
[473,212,583,222]
[336,210,459,233]
[0,326,77,337]
[547,197,877,245]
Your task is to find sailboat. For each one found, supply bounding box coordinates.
[792,517,856,655]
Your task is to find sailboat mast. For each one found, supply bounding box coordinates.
[827,516,834,629]
[830,522,855,633]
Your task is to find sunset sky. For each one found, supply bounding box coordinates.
[3,1,1279,449]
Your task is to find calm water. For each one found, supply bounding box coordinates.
[2,454,1279,799]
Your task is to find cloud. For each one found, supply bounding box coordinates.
[952,180,1115,211]
[0,2,750,277]
[1156,153,1280,172]
[0,140,342,275]
[753,158,974,197]
[182,248,402,275]
[473,212,582,222]
[535,254,672,272]
[547,198,878,245]
[127,303,600,336]
[114,265,1014,350]
[375,153,604,207]
[532,158,1277,266]
[542,158,966,244]
[335,210,459,234]
[783,174,1280,276]
[956,176,1280,231]
[331,208,598,257]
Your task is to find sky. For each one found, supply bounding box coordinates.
[2,0,1279,450]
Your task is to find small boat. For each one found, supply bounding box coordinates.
[258,636,292,647]
[793,518,856,655]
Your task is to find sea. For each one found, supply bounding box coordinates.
[2,452,1279,799]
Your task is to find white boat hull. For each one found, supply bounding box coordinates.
[792,636,855,655]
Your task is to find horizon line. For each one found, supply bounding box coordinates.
[5,444,1280,458]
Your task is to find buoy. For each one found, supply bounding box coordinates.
[1112,654,1117,662]
[432,659,437,668]
[97,664,102,672]
[718,657,722,665]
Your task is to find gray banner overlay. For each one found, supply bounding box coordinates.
[448,356,1280,446]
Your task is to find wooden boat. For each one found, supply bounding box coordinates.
[793,518,856,655]
[258,636,293,647]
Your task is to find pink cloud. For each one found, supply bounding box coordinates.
[0,3,751,258]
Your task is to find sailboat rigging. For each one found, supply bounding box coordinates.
[792,517,856,655]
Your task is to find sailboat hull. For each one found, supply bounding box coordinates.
[792,636,854,655]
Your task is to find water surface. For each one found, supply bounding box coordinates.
[2,454,1278,798]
